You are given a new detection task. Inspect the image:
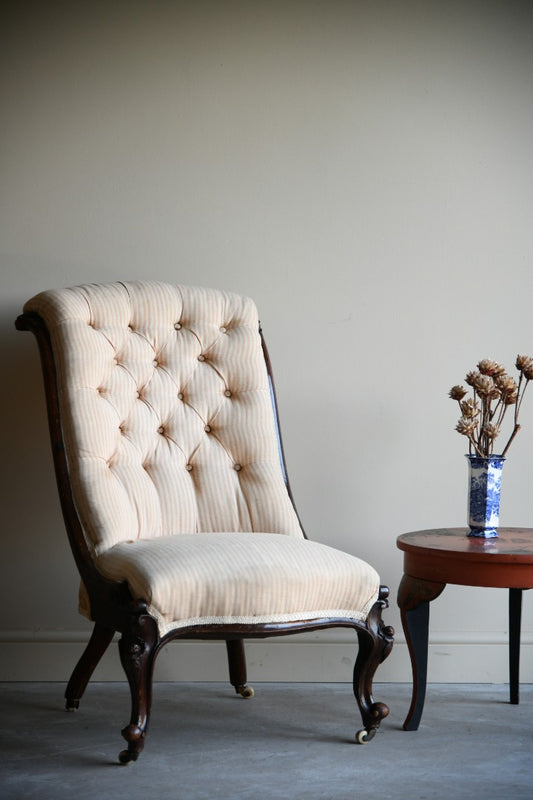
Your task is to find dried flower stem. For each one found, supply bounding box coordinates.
[467,434,484,457]
[515,376,529,422]
[501,424,521,458]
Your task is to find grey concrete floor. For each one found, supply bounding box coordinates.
[0,682,531,800]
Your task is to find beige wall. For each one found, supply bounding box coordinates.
[2,0,533,682]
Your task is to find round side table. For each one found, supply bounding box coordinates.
[397,527,533,731]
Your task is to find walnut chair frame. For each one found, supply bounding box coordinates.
[16,290,393,764]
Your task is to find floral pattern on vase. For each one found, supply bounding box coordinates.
[466,454,505,538]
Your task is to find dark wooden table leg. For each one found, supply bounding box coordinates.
[509,588,523,705]
[397,574,445,731]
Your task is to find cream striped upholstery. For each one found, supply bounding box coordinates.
[24,281,380,633]
[97,533,379,635]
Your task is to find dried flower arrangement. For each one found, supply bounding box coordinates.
[449,356,533,458]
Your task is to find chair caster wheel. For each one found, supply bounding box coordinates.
[355,728,376,744]
[237,685,254,698]
[118,749,138,765]
[65,699,79,711]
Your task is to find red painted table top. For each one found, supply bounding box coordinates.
[397,528,533,587]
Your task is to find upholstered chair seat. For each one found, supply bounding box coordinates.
[17,280,393,763]
[95,533,380,635]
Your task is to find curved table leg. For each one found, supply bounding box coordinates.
[397,574,445,731]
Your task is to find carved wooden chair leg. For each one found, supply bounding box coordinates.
[226,639,254,698]
[65,623,115,710]
[352,588,394,744]
[117,617,158,764]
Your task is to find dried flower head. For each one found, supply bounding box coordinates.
[449,385,467,401]
[482,423,500,440]
[496,375,518,394]
[516,355,533,371]
[456,417,476,437]
[472,374,498,398]
[478,359,506,377]
[465,370,480,387]
[460,398,480,418]
[524,363,533,381]
[503,391,518,405]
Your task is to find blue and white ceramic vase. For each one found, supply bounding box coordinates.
[466,454,505,538]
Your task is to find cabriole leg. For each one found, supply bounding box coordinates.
[117,616,158,764]
[397,574,445,731]
[353,587,394,743]
[65,623,115,710]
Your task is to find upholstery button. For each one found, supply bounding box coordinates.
[224,390,232,397]
[174,322,182,330]
[198,354,206,362]
[128,324,133,331]
[185,463,193,472]
[204,424,211,433]
[153,359,159,367]
[113,358,119,365]
[136,390,141,399]
[178,392,184,401]
[234,463,242,472]
[157,426,165,434]
[220,326,227,334]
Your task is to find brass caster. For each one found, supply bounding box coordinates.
[118,749,138,765]
[237,685,255,699]
[355,728,376,744]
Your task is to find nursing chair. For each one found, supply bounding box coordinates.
[16,281,393,763]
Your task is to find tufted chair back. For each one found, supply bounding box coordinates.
[23,281,303,558]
